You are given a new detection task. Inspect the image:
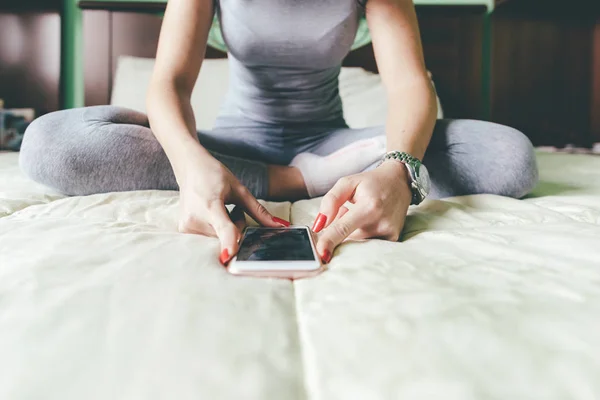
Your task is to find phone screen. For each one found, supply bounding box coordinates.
[236,227,316,262]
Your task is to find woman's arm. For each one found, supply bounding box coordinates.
[147,0,283,263]
[312,0,437,259]
[366,0,437,160]
[146,0,213,179]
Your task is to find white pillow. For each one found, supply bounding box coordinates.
[111,56,443,131]
[111,57,229,130]
[339,67,444,128]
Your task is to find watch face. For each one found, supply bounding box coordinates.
[415,164,431,198]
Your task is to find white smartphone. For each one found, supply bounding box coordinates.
[228,226,325,280]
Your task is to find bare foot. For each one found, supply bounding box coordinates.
[267,165,309,201]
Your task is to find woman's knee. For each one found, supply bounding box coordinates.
[20,109,80,194]
[437,119,539,198]
[488,123,539,198]
[19,107,124,195]
[20,106,159,195]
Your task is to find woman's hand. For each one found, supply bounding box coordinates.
[312,161,412,263]
[177,150,289,264]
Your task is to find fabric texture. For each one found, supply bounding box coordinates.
[19,106,538,200]
[2,151,600,399]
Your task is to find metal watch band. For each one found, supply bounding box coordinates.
[382,151,422,165]
[379,151,421,205]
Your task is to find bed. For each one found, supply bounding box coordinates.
[2,144,600,399]
[2,5,600,399]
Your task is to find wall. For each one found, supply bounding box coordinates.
[0,6,61,113]
[491,3,600,146]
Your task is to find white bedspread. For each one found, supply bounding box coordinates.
[1,151,600,400]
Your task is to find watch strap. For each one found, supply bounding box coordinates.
[380,151,423,205]
[382,151,422,165]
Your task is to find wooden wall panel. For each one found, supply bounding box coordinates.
[592,21,600,142]
[0,11,61,114]
[83,10,111,106]
[111,12,163,78]
[0,0,62,11]
[491,12,595,147]
[345,8,485,119]
[418,10,483,119]
[491,0,600,147]
[110,11,230,75]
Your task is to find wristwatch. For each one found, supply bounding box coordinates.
[381,151,431,205]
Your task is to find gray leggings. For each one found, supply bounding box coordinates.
[19,106,538,200]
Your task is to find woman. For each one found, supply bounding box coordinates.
[19,0,538,265]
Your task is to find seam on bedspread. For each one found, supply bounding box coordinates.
[292,282,312,400]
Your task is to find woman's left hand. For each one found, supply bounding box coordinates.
[312,161,413,263]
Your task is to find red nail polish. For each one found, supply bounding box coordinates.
[321,249,332,264]
[312,213,327,233]
[219,249,231,265]
[272,217,291,227]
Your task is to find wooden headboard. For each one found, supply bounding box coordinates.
[79,1,488,120]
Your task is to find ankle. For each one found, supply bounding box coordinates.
[267,165,309,201]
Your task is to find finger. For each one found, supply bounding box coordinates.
[312,177,357,233]
[208,202,243,265]
[236,186,290,228]
[316,207,365,263]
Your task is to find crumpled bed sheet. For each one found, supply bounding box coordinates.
[1,151,599,400]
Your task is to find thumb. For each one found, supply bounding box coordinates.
[208,202,242,265]
[316,207,364,264]
[313,176,357,233]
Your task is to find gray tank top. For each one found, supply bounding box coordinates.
[216,0,364,124]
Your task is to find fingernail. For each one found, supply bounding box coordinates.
[312,213,327,233]
[219,249,231,265]
[321,249,332,264]
[272,217,291,227]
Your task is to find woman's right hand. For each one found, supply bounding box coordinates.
[177,150,289,265]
